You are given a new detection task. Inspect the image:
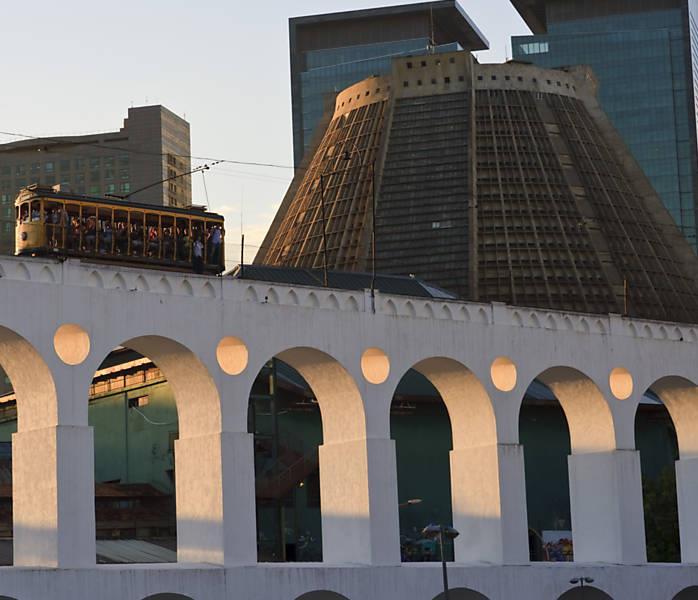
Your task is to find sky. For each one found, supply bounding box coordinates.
[0,0,530,266]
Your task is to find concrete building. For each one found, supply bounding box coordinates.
[511,0,698,251]
[257,52,698,324]
[0,105,192,255]
[0,255,696,598]
[289,1,488,166]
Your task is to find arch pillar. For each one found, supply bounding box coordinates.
[172,363,256,566]
[277,347,400,565]
[540,368,645,564]
[415,359,528,564]
[12,363,95,568]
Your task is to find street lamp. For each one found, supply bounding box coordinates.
[422,524,459,600]
[570,577,594,599]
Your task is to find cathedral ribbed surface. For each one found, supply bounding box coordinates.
[256,52,698,323]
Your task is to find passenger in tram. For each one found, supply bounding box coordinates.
[177,226,190,261]
[20,205,29,223]
[115,222,128,255]
[101,221,113,254]
[208,224,223,265]
[192,236,204,274]
[131,223,144,256]
[31,206,40,222]
[84,217,97,252]
[147,226,159,257]
[162,227,174,259]
[47,208,60,248]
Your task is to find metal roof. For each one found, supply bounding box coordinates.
[291,1,489,52]
[230,264,458,300]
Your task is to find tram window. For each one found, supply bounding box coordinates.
[114,210,128,255]
[19,203,29,223]
[161,216,175,261]
[44,201,62,249]
[130,211,144,256]
[66,204,80,251]
[82,206,97,253]
[145,213,160,258]
[30,200,41,222]
[97,207,114,254]
[175,217,191,262]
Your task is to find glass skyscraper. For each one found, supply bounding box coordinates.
[289,1,489,167]
[511,0,698,250]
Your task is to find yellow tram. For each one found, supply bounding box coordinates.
[15,185,225,274]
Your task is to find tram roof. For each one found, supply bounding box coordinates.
[15,185,224,221]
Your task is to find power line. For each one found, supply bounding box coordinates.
[0,129,298,172]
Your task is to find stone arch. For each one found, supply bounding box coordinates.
[245,286,258,302]
[411,357,496,450]
[595,319,607,334]
[266,288,279,304]
[306,292,320,308]
[295,592,350,600]
[287,289,299,305]
[135,274,150,292]
[158,277,173,294]
[110,273,127,290]
[529,312,541,328]
[86,335,221,441]
[460,306,471,322]
[326,294,340,310]
[578,318,590,333]
[477,307,488,324]
[87,270,104,289]
[0,325,57,431]
[272,347,366,444]
[431,589,490,600]
[385,299,397,315]
[546,314,558,330]
[140,595,196,600]
[424,303,435,319]
[15,263,30,281]
[404,301,416,318]
[200,281,216,299]
[536,367,616,453]
[39,265,55,283]
[649,376,698,459]
[441,304,453,320]
[180,279,194,296]
[512,311,523,326]
[673,586,698,599]
[345,296,360,312]
[556,587,613,600]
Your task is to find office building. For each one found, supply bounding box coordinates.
[511,0,698,250]
[289,1,489,166]
[0,105,191,254]
[256,51,698,323]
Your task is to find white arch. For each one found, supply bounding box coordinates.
[649,376,698,459]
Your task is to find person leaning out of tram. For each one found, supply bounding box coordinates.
[192,236,204,274]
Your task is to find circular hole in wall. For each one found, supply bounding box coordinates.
[610,367,633,400]
[216,336,249,375]
[361,347,390,384]
[53,323,91,366]
[490,356,517,392]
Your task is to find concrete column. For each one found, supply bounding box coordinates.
[568,450,646,564]
[175,431,256,565]
[450,443,529,564]
[12,425,95,567]
[319,437,400,564]
[676,457,698,563]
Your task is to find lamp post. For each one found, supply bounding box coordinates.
[570,576,594,599]
[422,524,459,600]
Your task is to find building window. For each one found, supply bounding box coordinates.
[74,158,85,170]
[491,75,497,80]
[121,182,131,193]
[449,56,455,64]
[106,183,116,194]
[431,78,437,85]
[44,162,54,174]
[120,169,129,180]
[104,169,114,180]
[403,81,409,87]
[444,77,451,84]
[407,62,413,69]
[104,157,114,168]
[59,160,70,172]
[420,60,426,67]
[119,155,129,167]
[89,185,100,195]
[90,158,101,170]
[30,163,40,175]
[417,80,422,86]
[15,165,25,176]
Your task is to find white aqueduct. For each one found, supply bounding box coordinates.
[0,256,697,600]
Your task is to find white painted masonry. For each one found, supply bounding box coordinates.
[0,256,696,600]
